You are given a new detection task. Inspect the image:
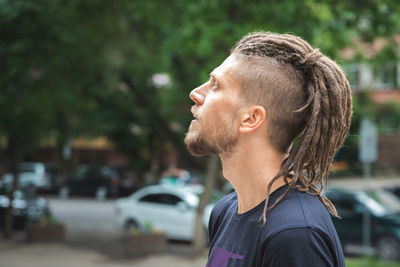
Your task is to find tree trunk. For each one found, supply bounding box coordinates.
[57,137,73,188]
[3,135,20,239]
[55,112,73,187]
[192,155,219,255]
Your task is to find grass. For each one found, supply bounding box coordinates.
[346,257,400,267]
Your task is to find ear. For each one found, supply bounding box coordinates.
[239,106,266,133]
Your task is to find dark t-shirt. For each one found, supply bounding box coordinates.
[206,185,345,267]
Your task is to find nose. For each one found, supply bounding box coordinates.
[189,86,205,105]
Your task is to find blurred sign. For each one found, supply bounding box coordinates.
[359,118,377,163]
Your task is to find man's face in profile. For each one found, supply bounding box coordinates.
[184,55,243,156]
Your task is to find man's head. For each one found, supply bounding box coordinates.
[184,55,244,157]
[230,32,352,156]
[185,32,351,156]
[185,31,353,219]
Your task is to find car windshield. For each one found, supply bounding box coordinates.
[357,190,400,216]
[20,164,36,172]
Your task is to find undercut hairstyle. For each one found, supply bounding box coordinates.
[231,32,353,224]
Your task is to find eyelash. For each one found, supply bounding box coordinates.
[210,78,218,89]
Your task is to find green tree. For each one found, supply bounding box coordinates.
[0,0,133,237]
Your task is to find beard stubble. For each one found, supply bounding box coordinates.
[184,118,238,157]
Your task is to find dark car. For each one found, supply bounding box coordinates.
[63,165,120,198]
[385,185,400,200]
[1,162,51,191]
[326,187,400,261]
[0,188,50,230]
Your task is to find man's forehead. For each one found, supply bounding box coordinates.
[210,55,240,82]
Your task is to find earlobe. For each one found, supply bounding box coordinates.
[239,106,266,133]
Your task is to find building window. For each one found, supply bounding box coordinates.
[374,62,397,90]
[379,116,397,134]
[344,64,360,91]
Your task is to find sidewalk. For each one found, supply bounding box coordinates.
[0,238,207,267]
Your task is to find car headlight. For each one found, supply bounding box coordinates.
[0,197,10,207]
[12,199,26,209]
[37,198,47,207]
[13,208,26,216]
[27,205,43,217]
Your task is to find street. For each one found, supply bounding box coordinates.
[0,196,208,267]
[49,197,126,258]
[0,242,207,267]
[49,197,204,257]
[2,177,400,267]
[50,197,119,241]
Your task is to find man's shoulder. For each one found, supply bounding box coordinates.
[261,226,344,267]
[259,189,344,266]
[263,189,335,239]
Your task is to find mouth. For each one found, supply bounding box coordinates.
[191,110,200,121]
[191,113,200,125]
[190,107,200,124]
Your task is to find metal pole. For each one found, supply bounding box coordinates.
[363,162,372,255]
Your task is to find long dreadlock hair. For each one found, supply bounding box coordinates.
[231,32,353,225]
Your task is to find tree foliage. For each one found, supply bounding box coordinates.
[1,0,399,166]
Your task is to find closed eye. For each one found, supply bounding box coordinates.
[209,76,219,89]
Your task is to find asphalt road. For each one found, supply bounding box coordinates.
[0,241,207,267]
[0,196,208,267]
[48,197,198,259]
[49,197,119,240]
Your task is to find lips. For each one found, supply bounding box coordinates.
[192,112,200,121]
[191,106,200,120]
[190,114,200,126]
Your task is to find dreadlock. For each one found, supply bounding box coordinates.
[231,32,353,225]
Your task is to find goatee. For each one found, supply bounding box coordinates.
[184,131,219,156]
[184,123,238,157]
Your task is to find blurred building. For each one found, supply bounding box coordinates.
[0,137,129,171]
[342,35,400,173]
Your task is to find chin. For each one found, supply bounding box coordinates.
[184,132,217,157]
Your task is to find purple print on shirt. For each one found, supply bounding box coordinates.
[206,246,244,267]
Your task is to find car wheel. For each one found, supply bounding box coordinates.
[376,236,400,261]
[124,220,140,233]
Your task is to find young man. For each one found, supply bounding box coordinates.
[184,32,352,267]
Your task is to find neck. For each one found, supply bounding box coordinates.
[220,141,288,214]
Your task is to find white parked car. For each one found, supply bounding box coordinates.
[1,163,51,190]
[114,184,221,241]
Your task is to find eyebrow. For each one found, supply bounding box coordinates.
[209,73,220,82]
